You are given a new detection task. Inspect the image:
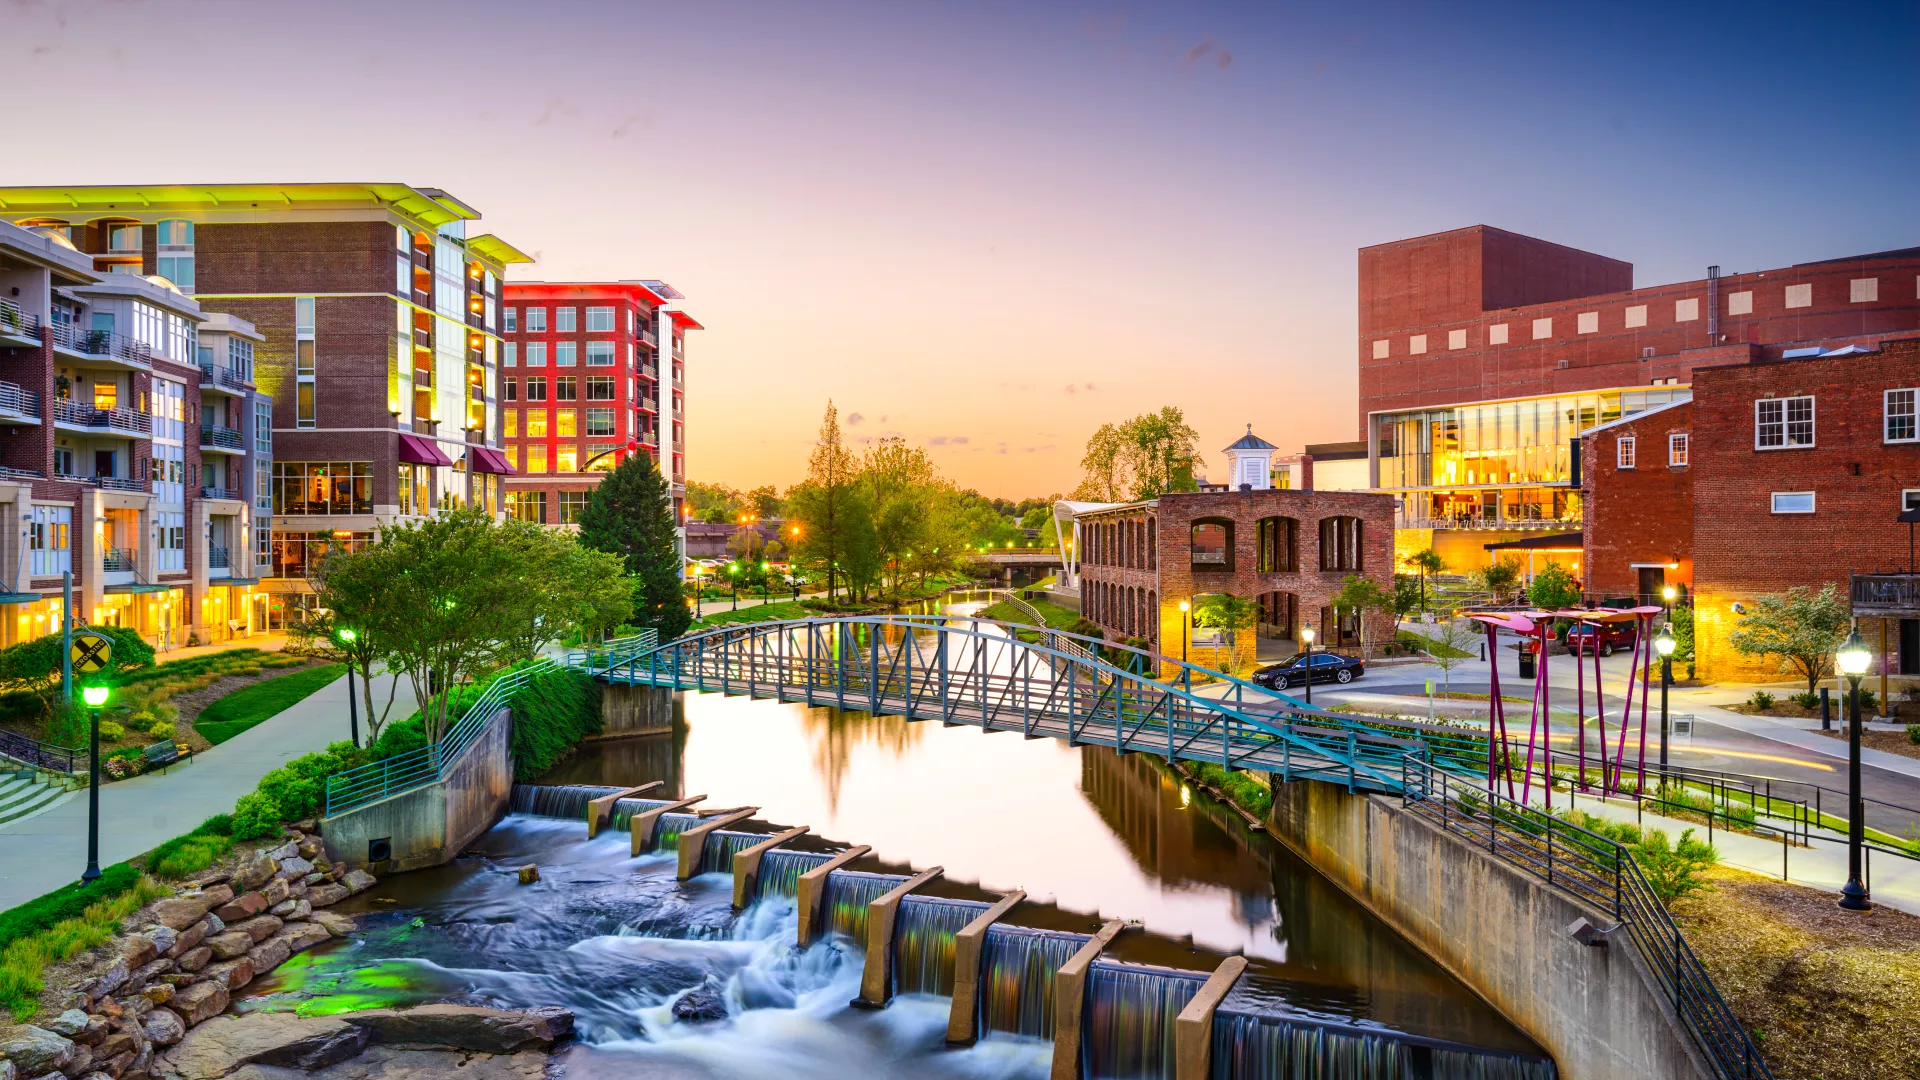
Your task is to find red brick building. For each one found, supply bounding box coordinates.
[1578,400,1694,603]
[499,281,697,531]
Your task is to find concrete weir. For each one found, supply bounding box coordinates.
[854,867,945,1008]
[1174,956,1247,1080]
[732,826,810,908]
[585,782,661,838]
[796,846,872,948]
[676,808,759,879]
[1049,919,1127,1080]
[944,890,1025,1046]
[631,795,705,856]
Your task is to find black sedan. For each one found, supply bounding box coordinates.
[1253,653,1365,690]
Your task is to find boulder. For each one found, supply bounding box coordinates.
[175,949,212,974]
[671,988,728,1023]
[85,964,130,1002]
[131,960,174,987]
[300,874,326,888]
[57,1044,91,1077]
[162,923,205,963]
[193,886,234,911]
[0,1060,12,1080]
[285,881,307,901]
[170,982,227,1027]
[124,1045,153,1080]
[225,918,281,946]
[139,1011,185,1049]
[212,894,266,924]
[140,929,178,959]
[198,960,253,993]
[92,1033,137,1064]
[271,924,329,957]
[199,916,224,937]
[157,1014,368,1080]
[270,901,310,922]
[139,986,173,1008]
[273,858,314,882]
[340,871,376,895]
[118,939,156,971]
[307,912,356,938]
[304,885,348,910]
[95,1052,132,1078]
[156,976,199,990]
[146,901,213,934]
[71,1018,107,1049]
[266,842,299,863]
[295,842,318,861]
[260,880,288,908]
[243,939,289,977]
[204,934,253,962]
[337,1005,573,1054]
[0,1029,74,1080]
[42,1013,93,1039]
[227,858,275,892]
[179,870,228,890]
[110,999,150,1023]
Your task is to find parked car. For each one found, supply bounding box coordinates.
[1564,622,1638,657]
[1253,653,1365,690]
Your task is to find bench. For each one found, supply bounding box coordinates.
[143,740,193,774]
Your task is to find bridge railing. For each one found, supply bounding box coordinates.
[1401,757,1772,1080]
[565,629,659,675]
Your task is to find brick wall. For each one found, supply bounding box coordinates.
[197,221,395,296]
[1580,401,1694,600]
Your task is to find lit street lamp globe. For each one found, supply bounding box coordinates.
[1837,629,1872,677]
[1654,625,1676,657]
[82,685,110,707]
[1299,625,1315,644]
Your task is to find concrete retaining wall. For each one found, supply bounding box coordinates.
[601,683,675,736]
[1264,778,1711,1080]
[323,707,513,873]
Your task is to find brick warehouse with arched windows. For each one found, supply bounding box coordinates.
[1073,487,1396,674]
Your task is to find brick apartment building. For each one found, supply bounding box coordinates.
[500,281,697,534]
[0,184,529,629]
[1357,225,1920,575]
[1070,432,1396,672]
[1578,399,1695,604]
[0,221,273,648]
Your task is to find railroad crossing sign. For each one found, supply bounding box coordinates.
[70,632,113,674]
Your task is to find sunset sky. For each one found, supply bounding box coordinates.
[8,0,1917,497]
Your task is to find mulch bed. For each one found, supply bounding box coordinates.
[1809,726,1920,762]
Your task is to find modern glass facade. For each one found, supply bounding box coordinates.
[1372,385,1690,530]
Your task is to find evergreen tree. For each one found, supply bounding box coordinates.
[577,452,692,641]
[788,401,872,601]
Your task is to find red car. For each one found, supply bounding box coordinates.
[1564,622,1638,657]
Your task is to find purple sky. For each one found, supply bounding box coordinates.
[9,0,1916,496]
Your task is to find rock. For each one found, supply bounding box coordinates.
[324,865,345,883]
[179,869,228,890]
[244,938,290,977]
[304,884,348,909]
[141,929,178,959]
[295,842,318,861]
[265,900,307,921]
[110,998,151,1022]
[226,917,281,945]
[213,893,266,924]
[204,933,254,962]
[228,857,275,892]
[175,948,212,974]
[307,912,356,938]
[43,1012,94,1039]
[300,873,325,888]
[157,1014,369,1080]
[119,938,157,971]
[340,871,376,895]
[266,842,299,863]
[670,988,728,1023]
[85,963,130,1002]
[290,820,315,834]
[271,924,329,957]
[162,923,205,963]
[261,880,288,908]
[272,858,313,882]
[199,959,254,992]
[146,901,214,934]
[171,982,228,1027]
[140,1010,185,1049]
[157,976,200,989]
[96,1052,132,1078]
[56,1044,90,1077]
[337,1005,573,1054]
[516,866,538,885]
[195,886,234,911]
[199,915,224,937]
[0,1060,12,1080]
[93,1033,138,1063]
[131,960,174,987]
[139,986,173,1008]
[125,1045,153,1080]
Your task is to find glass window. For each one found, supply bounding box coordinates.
[586,341,615,366]
[1887,389,1917,443]
[156,220,193,246]
[526,411,548,437]
[1669,433,1688,466]
[504,379,517,402]
[586,408,615,436]
[586,443,618,472]
[586,307,615,332]
[555,377,577,401]
[1318,517,1363,571]
[525,342,546,367]
[504,410,518,437]
[525,307,546,333]
[557,446,578,472]
[555,307,576,333]
[557,409,577,437]
[587,376,616,400]
[1190,520,1231,571]
[525,377,547,402]
[504,308,518,333]
[1616,437,1635,469]
[559,490,589,523]
[1771,491,1815,514]
[507,490,546,523]
[1756,396,1815,449]
[526,444,547,473]
[556,342,576,367]
[295,298,315,333]
[156,256,194,291]
[271,462,374,515]
[296,382,315,428]
[503,342,517,367]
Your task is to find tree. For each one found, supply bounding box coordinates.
[1527,562,1582,611]
[1017,505,1054,533]
[1423,618,1480,699]
[1405,548,1446,612]
[747,484,784,520]
[1333,575,1391,657]
[1072,423,1129,502]
[788,401,871,601]
[1473,556,1524,603]
[1391,574,1425,621]
[1190,592,1257,670]
[577,451,692,643]
[725,526,767,561]
[686,481,742,521]
[305,548,408,746]
[1670,604,1696,679]
[863,438,938,597]
[1727,583,1852,694]
[1071,408,1207,502]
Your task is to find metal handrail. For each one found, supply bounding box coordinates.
[0,728,79,774]
[0,379,42,418]
[198,363,251,391]
[46,323,152,365]
[207,546,230,569]
[97,477,146,493]
[1401,759,1771,1080]
[200,425,243,450]
[0,296,37,338]
[200,486,242,501]
[103,547,137,572]
[53,399,152,434]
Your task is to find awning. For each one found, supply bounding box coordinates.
[1482,531,1584,552]
[469,446,516,475]
[398,433,453,467]
[0,592,41,604]
[105,583,173,594]
[219,578,261,586]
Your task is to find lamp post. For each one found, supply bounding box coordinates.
[761,561,771,603]
[1837,628,1873,911]
[81,684,109,884]
[1654,623,1676,787]
[1300,624,1316,705]
[692,564,704,618]
[729,562,740,610]
[1177,600,1190,665]
[1661,583,1677,618]
[336,627,362,748]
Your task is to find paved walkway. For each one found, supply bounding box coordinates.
[0,668,401,912]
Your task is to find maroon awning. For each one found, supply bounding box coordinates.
[398,433,453,467]
[469,446,515,475]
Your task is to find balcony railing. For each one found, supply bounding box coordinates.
[0,379,41,419]
[208,546,230,569]
[46,323,152,366]
[198,363,251,392]
[103,547,136,572]
[0,296,37,339]
[200,425,244,450]
[1852,572,1920,618]
[98,477,146,493]
[639,363,658,380]
[1396,514,1583,532]
[201,485,241,501]
[638,327,658,348]
[53,398,153,435]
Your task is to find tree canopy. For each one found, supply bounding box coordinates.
[1072,407,1205,501]
[1727,584,1852,693]
[576,450,691,643]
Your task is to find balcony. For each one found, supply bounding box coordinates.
[200,485,241,501]
[200,425,244,453]
[0,297,38,343]
[103,547,136,572]
[53,399,152,437]
[414,327,433,349]
[412,288,431,307]
[0,465,44,482]
[638,326,658,349]
[47,323,152,368]
[639,363,658,380]
[1851,572,1920,618]
[637,397,657,413]
[0,379,42,423]
[1396,513,1582,532]
[198,363,251,395]
[208,546,230,570]
[97,477,147,494]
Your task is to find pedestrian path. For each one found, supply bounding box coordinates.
[0,668,400,912]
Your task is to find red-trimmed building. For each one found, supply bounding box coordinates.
[499,281,697,538]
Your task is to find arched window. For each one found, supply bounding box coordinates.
[1319,516,1364,571]
[1256,517,1296,572]
[1190,518,1234,573]
[1148,524,1157,569]
[1256,591,1297,640]
[1146,590,1158,642]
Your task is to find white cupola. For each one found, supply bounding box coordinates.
[1222,425,1277,490]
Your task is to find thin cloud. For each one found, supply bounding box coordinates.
[928,435,970,446]
[846,412,864,426]
[1181,36,1232,72]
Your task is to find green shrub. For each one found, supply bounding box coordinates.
[505,666,601,780]
[231,792,282,840]
[1909,725,1920,746]
[0,863,143,953]
[1855,687,1878,712]
[1749,691,1776,711]
[149,721,174,740]
[1635,827,1718,902]
[1790,691,1821,710]
[97,720,125,742]
[147,815,236,880]
[128,710,158,732]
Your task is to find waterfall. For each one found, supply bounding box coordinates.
[699,830,765,875]
[652,812,702,852]
[977,925,1088,1038]
[508,783,620,818]
[821,871,905,943]
[607,798,673,832]
[1084,960,1204,1079]
[754,850,833,899]
[1210,1011,1558,1080]
[890,896,988,997]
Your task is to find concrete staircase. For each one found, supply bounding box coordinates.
[0,769,76,827]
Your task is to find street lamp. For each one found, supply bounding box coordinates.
[1836,627,1874,911]
[1299,624,1316,705]
[761,560,771,603]
[336,627,360,748]
[81,684,109,884]
[1177,600,1190,665]
[1654,624,1676,785]
[1661,583,1677,616]
[729,562,740,610]
[692,564,704,618]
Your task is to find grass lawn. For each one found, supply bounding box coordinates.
[983,597,1081,631]
[1396,628,1475,658]
[194,663,347,745]
[691,600,815,630]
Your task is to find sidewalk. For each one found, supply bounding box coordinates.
[0,668,400,912]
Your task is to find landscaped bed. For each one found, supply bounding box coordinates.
[1810,725,1920,761]
[189,663,347,746]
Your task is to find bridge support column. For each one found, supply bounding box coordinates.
[797,846,872,948]
[853,866,944,1009]
[585,782,661,839]
[1049,919,1126,1080]
[631,795,705,856]
[945,890,1026,1046]
[676,807,760,880]
[600,683,674,736]
[733,826,809,908]
[1174,955,1247,1080]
